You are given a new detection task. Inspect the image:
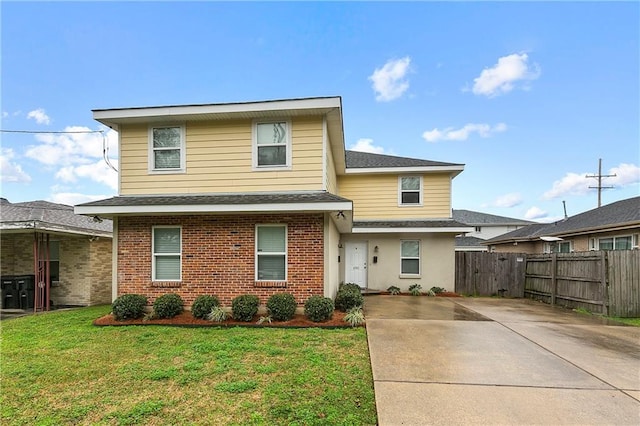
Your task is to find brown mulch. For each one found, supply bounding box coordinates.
[374,291,462,297]
[94,310,355,328]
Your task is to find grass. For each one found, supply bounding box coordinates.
[573,307,640,326]
[0,306,377,425]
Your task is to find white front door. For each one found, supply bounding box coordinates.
[345,242,368,289]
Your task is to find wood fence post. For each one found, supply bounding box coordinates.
[601,251,609,316]
[551,253,557,306]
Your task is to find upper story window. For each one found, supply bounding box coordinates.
[475,226,482,233]
[253,121,291,170]
[399,176,422,206]
[149,125,185,172]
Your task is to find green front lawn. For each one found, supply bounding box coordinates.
[1,306,376,425]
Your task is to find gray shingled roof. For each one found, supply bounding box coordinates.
[485,196,640,244]
[452,209,534,226]
[77,191,351,208]
[353,220,469,229]
[0,199,112,236]
[345,150,462,169]
[455,235,487,247]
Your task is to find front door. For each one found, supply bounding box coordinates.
[345,242,368,289]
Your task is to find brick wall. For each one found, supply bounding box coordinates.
[116,214,325,307]
[89,238,113,305]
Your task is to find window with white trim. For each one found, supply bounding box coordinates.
[399,176,422,206]
[400,240,420,275]
[149,125,185,172]
[599,236,632,251]
[152,227,182,281]
[254,121,291,169]
[256,225,287,281]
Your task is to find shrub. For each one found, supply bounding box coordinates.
[191,295,220,319]
[344,306,365,327]
[266,293,297,321]
[153,293,184,319]
[430,286,445,294]
[335,285,363,312]
[304,296,334,322]
[387,285,401,295]
[207,306,228,322]
[112,294,148,321]
[232,294,260,322]
[408,284,422,296]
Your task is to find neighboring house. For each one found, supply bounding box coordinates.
[452,210,535,251]
[0,199,113,309]
[484,196,640,253]
[75,96,471,307]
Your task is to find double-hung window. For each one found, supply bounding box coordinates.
[153,227,182,281]
[149,125,185,172]
[254,121,291,169]
[399,176,422,206]
[256,225,287,281]
[400,240,420,275]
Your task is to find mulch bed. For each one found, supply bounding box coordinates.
[94,310,356,328]
[373,292,462,297]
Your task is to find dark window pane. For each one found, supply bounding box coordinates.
[154,150,181,169]
[258,255,286,280]
[401,191,420,204]
[258,146,286,166]
[401,259,419,274]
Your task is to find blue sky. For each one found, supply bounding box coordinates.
[1,1,638,222]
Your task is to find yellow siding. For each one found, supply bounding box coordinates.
[325,135,338,194]
[119,118,325,195]
[338,173,452,219]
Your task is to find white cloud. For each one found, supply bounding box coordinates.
[26,126,118,167]
[493,192,523,208]
[348,138,387,154]
[422,123,507,142]
[369,57,411,102]
[525,206,548,220]
[0,148,31,183]
[472,53,541,97]
[542,163,639,200]
[55,160,118,190]
[27,108,51,125]
[49,192,111,206]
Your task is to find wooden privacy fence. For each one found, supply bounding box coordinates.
[455,250,640,317]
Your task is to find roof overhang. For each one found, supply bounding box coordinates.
[345,165,464,177]
[351,220,473,234]
[0,221,112,238]
[352,226,473,234]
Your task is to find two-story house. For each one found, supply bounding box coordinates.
[75,97,471,307]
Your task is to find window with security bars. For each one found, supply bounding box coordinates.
[256,225,287,281]
[400,240,420,275]
[399,176,422,205]
[153,227,181,281]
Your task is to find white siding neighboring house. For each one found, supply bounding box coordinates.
[452,209,535,251]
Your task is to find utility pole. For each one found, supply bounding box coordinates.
[586,158,616,207]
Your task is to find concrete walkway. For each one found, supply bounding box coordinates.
[365,296,640,425]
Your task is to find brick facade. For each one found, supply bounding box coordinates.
[116,213,325,307]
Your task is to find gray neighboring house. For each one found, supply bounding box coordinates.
[0,199,113,310]
[452,209,535,251]
[484,196,640,253]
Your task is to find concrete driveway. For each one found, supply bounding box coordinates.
[364,296,640,425]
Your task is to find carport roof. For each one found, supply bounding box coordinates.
[0,199,113,237]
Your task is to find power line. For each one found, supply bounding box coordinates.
[0,129,103,134]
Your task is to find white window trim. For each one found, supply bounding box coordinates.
[399,239,421,278]
[252,119,292,171]
[398,176,423,207]
[148,124,186,174]
[255,224,288,282]
[152,226,182,282]
[597,235,634,251]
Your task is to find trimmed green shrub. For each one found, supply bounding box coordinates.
[153,293,184,319]
[112,294,148,321]
[335,285,363,312]
[266,293,297,321]
[304,296,334,322]
[191,295,220,319]
[231,294,260,322]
